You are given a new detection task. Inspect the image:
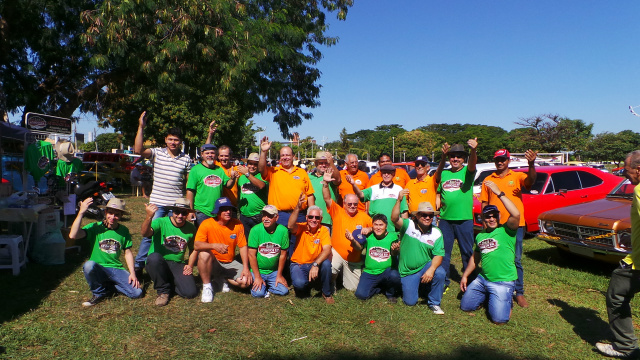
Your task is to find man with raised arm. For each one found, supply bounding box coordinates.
[405,155,446,214]
[236,152,269,236]
[338,154,369,211]
[309,151,341,231]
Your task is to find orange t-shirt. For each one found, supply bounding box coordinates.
[328,201,372,263]
[216,162,238,206]
[338,169,369,211]
[195,217,246,263]
[369,167,411,188]
[290,223,331,264]
[479,170,528,227]
[265,166,313,211]
[405,175,438,213]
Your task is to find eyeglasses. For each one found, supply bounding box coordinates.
[307,215,322,220]
[261,212,277,218]
[416,212,434,218]
[415,163,428,168]
[345,202,358,207]
[484,213,498,219]
[173,209,190,216]
[449,154,465,159]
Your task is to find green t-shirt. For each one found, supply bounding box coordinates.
[148,217,196,263]
[475,225,517,282]
[248,223,289,275]
[398,219,445,277]
[25,141,54,183]
[438,166,476,220]
[56,158,83,186]
[309,172,337,225]
[363,231,396,275]
[237,173,269,217]
[363,184,407,233]
[84,221,132,270]
[186,163,230,217]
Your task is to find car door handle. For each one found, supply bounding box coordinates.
[580,195,588,198]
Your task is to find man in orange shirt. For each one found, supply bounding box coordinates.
[338,154,369,211]
[195,197,252,303]
[405,155,446,213]
[480,148,537,308]
[288,195,334,303]
[322,168,373,292]
[369,153,411,188]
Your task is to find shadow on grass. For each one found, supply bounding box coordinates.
[547,298,609,346]
[525,245,616,277]
[255,346,549,360]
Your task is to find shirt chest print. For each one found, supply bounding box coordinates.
[478,238,498,254]
[163,235,187,253]
[258,242,281,258]
[203,174,222,187]
[242,182,259,194]
[369,246,390,262]
[410,231,435,246]
[442,179,463,192]
[99,238,121,254]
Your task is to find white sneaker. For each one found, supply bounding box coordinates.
[429,305,445,315]
[264,291,270,299]
[201,287,214,303]
[595,342,628,358]
[222,282,231,293]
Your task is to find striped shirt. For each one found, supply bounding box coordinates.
[149,147,192,206]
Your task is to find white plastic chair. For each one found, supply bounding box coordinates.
[0,235,26,276]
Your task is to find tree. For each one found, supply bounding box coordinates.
[339,128,350,157]
[395,130,444,161]
[95,133,122,152]
[514,114,593,157]
[418,123,508,162]
[584,130,640,165]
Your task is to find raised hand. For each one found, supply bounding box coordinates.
[467,137,478,150]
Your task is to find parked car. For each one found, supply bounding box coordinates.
[472,166,624,233]
[79,162,113,184]
[537,179,633,263]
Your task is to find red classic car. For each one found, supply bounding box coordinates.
[472,166,623,233]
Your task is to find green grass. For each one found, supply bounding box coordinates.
[0,192,637,359]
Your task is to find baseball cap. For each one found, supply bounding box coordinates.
[352,228,366,245]
[494,149,510,159]
[212,197,235,215]
[261,204,278,216]
[415,155,429,164]
[482,205,500,216]
[315,151,328,160]
[201,144,217,152]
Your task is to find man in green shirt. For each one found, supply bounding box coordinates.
[247,205,289,298]
[460,180,519,324]
[309,151,341,230]
[236,153,269,237]
[143,198,199,306]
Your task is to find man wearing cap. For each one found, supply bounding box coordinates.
[186,143,237,228]
[437,139,478,292]
[351,214,401,303]
[368,153,411,188]
[349,164,409,233]
[142,198,198,306]
[309,151,341,231]
[247,205,289,298]
[133,111,193,273]
[288,194,334,303]
[236,152,269,237]
[480,148,537,308]
[258,137,315,252]
[69,197,142,307]
[55,141,83,187]
[405,155,447,214]
[338,154,369,212]
[391,194,446,313]
[460,180,520,324]
[322,168,372,292]
[195,197,251,302]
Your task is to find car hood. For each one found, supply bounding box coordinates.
[539,198,631,229]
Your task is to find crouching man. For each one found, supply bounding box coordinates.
[142,198,198,306]
[195,197,252,303]
[460,180,520,324]
[70,198,142,307]
[247,205,289,298]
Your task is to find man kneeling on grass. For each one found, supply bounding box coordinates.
[350,214,401,303]
[142,198,198,306]
[195,197,252,303]
[460,180,520,325]
[70,197,142,307]
[247,205,289,298]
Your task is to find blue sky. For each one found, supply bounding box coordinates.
[251,0,640,144]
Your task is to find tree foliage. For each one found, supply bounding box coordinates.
[584,130,640,166]
[513,114,593,157]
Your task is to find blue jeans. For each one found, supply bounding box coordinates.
[195,211,212,229]
[135,205,171,269]
[290,260,332,297]
[355,268,401,300]
[250,271,289,297]
[400,262,445,306]
[277,210,306,258]
[438,219,475,287]
[460,274,515,324]
[240,213,262,238]
[83,261,143,298]
[515,226,524,295]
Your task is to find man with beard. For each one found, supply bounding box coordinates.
[186,144,237,228]
[460,180,520,324]
[247,205,289,298]
[70,198,142,307]
[236,153,269,236]
[338,154,369,212]
[437,139,478,293]
[309,151,341,231]
[143,198,198,306]
[479,148,537,308]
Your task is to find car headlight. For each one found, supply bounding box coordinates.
[618,230,632,249]
[540,220,555,234]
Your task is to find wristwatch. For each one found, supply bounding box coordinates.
[497,191,505,198]
[312,262,319,267]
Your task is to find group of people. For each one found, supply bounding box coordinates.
[71,111,543,325]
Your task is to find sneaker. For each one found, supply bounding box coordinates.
[222,282,231,293]
[387,297,398,304]
[429,305,445,315]
[82,295,105,307]
[595,342,628,358]
[264,291,270,299]
[322,294,335,304]
[155,293,170,307]
[515,295,529,308]
[201,287,214,303]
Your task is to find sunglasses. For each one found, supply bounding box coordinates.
[449,154,466,159]
[494,157,508,163]
[173,209,190,216]
[261,212,277,218]
[415,163,428,167]
[307,215,322,220]
[416,212,434,218]
[345,202,358,207]
[484,213,498,219]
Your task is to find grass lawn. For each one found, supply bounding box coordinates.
[0,192,637,359]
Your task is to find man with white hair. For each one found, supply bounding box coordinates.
[338,153,369,212]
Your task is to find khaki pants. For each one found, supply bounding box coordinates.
[331,248,362,291]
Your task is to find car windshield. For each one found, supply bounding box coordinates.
[521,173,548,195]
[607,179,633,198]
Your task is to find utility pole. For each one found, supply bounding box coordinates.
[392,137,395,162]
